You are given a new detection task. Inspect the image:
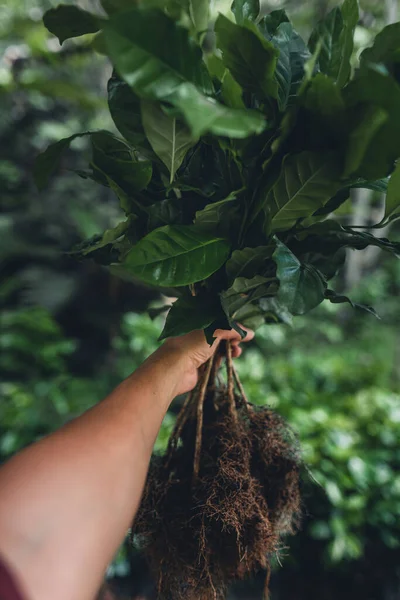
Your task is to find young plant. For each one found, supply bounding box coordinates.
[35,0,400,343]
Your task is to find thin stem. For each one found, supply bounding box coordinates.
[263,563,271,600]
[193,355,214,484]
[232,363,252,416]
[225,341,237,423]
[164,387,196,468]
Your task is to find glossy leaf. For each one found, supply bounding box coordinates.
[122,225,230,286]
[90,131,153,192]
[302,73,345,116]
[308,0,358,88]
[230,302,266,330]
[221,70,245,109]
[146,198,184,230]
[264,152,342,233]
[308,8,342,78]
[71,220,129,257]
[344,105,388,177]
[258,9,289,38]
[34,132,91,190]
[337,0,359,87]
[325,289,379,319]
[215,14,279,101]
[297,220,400,256]
[43,5,101,45]
[101,0,134,14]
[103,8,209,100]
[271,22,310,111]
[159,294,218,340]
[273,239,326,315]
[351,178,389,193]
[360,23,400,70]
[221,275,276,318]
[141,101,196,182]
[169,82,266,138]
[226,246,274,281]
[182,0,209,33]
[344,68,400,179]
[107,75,155,157]
[381,161,400,225]
[231,0,260,25]
[258,296,293,325]
[194,193,240,236]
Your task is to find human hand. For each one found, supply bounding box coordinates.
[161,327,254,395]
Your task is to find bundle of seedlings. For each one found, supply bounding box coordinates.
[35,0,400,596]
[133,342,301,599]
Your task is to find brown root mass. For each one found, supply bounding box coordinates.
[133,350,302,600]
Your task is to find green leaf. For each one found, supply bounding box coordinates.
[205,54,226,81]
[225,246,274,281]
[146,197,184,230]
[194,193,241,236]
[71,220,129,257]
[159,294,218,340]
[107,75,155,158]
[181,0,209,33]
[215,14,279,101]
[325,289,379,319]
[34,132,90,190]
[231,302,265,330]
[344,68,400,179]
[297,220,400,256]
[308,8,342,78]
[302,73,345,116]
[308,0,358,88]
[271,22,311,111]
[101,0,134,14]
[221,275,276,318]
[264,152,343,233]
[351,178,389,193]
[103,8,208,100]
[221,70,245,109]
[258,9,289,38]
[360,23,400,71]
[122,225,230,286]
[168,82,266,138]
[258,296,293,324]
[337,0,358,87]
[141,101,196,183]
[231,0,260,25]
[344,105,388,177]
[43,5,101,45]
[90,131,152,193]
[104,9,264,139]
[381,161,400,225]
[310,188,350,219]
[273,239,326,315]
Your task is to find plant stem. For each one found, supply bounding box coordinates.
[226,341,238,423]
[193,355,214,484]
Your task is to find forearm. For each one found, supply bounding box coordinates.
[0,345,190,600]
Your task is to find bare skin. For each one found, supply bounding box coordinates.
[0,327,253,600]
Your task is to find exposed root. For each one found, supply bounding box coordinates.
[133,342,302,599]
[193,355,215,484]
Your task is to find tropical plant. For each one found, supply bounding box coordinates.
[34,0,400,344]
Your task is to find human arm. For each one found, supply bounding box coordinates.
[0,328,253,600]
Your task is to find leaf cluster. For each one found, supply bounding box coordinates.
[36,0,400,340]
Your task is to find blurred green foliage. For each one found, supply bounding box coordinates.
[1,0,400,598]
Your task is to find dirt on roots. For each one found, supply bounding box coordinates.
[133,349,302,600]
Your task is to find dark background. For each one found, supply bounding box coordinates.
[1,0,400,598]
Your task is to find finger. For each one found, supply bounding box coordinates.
[213,326,254,344]
[232,345,242,358]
